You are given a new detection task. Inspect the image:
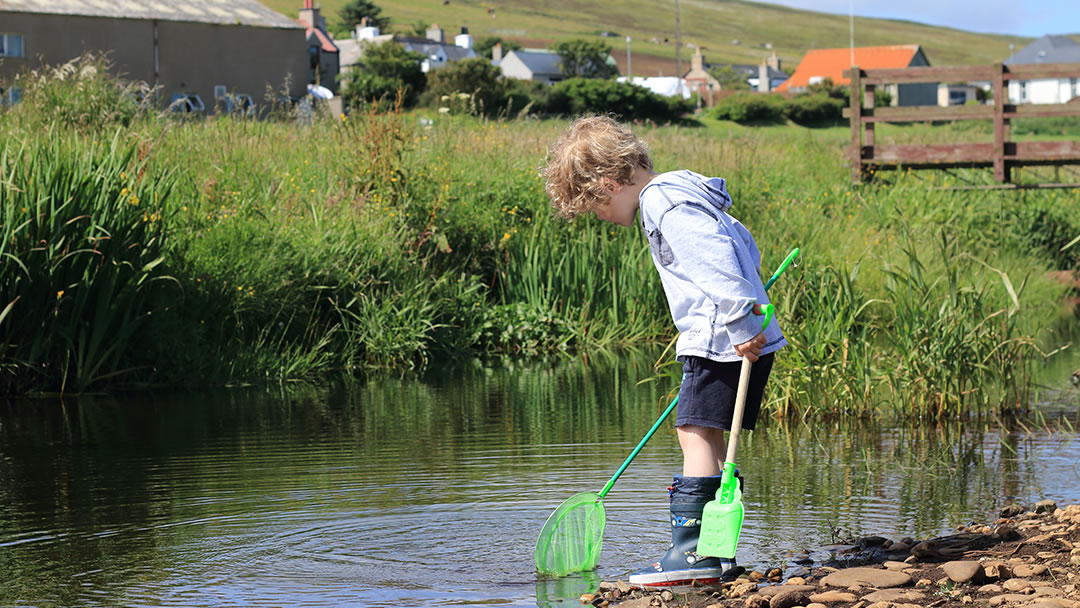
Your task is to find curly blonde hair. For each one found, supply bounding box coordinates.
[540,115,653,219]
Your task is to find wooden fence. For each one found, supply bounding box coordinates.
[843,63,1080,187]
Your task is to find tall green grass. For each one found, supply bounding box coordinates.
[1,58,1076,420]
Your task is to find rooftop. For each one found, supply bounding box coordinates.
[0,0,301,28]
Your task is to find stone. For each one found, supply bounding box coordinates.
[808,591,857,603]
[1026,601,1078,608]
[579,593,596,604]
[784,577,806,586]
[942,561,985,584]
[978,584,1004,593]
[861,589,927,603]
[758,585,817,597]
[883,561,909,571]
[989,594,1041,606]
[1033,587,1064,597]
[728,583,758,599]
[915,579,933,588]
[856,536,888,549]
[820,568,912,588]
[768,589,810,608]
[1000,504,1027,518]
[659,590,674,601]
[748,571,766,582]
[1035,499,1058,514]
[1014,564,1049,577]
[983,562,1010,580]
[743,596,769,608]
[994,524,1020,540]
[1002,578,1032,592]
[806,604,827,608]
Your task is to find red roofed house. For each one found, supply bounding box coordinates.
[298,0,340,94]
[775,44,937,107]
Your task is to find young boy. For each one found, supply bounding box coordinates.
[541,116,785,586]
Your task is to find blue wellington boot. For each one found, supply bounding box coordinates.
[628,474,742,586]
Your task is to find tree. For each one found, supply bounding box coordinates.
[474,36,522,59]
[550,39,617,80]
[341,41,425,108]
[424,58,507,116]
[706,65,751,91]
[340,0,389,32]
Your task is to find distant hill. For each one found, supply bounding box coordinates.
[267,0,1046,78]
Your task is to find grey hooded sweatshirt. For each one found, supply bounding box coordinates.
[639,170,786,362]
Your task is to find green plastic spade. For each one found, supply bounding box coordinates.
[697,304,776,559]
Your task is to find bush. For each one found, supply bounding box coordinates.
[6,53,151,130]
[421,58,507,116]
[546,78,688,122]
[340,41,426,109]
[711,92,786,123]
[783,93,845,124]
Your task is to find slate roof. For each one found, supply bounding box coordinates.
[510,49,562,76]
[775,44,923,91]
[398,37,476,62]
[0,0,301,29]
[1004,35,1080,65]
[725,64,789,80]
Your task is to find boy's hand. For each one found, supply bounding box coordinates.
[734,332,766,362]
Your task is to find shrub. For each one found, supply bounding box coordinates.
[340,41,426,109]
[711,92,786,123]
[6,53,152,130]
[422,57,507,116]
[783,93,845,124]
[547,78,688,122]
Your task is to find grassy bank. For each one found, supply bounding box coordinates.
[1,61,1076,420]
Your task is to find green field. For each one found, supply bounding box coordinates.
[1,57,1077,421]
[265,0,1040,73]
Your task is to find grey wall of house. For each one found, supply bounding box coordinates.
[0,12,306,106]
[896,50,937,107]
[157,20,307,104]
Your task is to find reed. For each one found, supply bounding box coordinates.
[1,57,1076,418]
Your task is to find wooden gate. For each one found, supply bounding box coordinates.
[844,63,1080,187]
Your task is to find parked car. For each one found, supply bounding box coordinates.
[217,93,254,117]
[168,93,205,113]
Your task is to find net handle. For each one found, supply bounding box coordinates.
[598,396,679,498]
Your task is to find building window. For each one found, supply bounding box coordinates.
[1,87,22,107]
[1018,81,1028,103]
[0,33,23,57]
[1072,78,1079,99]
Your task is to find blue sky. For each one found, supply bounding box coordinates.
[766,0,1080,37]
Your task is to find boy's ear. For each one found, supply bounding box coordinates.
[601,178,621,195]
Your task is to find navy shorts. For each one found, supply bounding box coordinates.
[675,353,774,430]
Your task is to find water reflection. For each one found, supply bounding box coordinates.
[0,354,1078,607]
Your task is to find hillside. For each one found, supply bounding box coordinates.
[268,0,1038,77]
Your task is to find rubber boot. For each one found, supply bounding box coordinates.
[628,474,742,586]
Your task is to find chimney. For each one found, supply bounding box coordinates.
[455,27,474,49]
[758,60,771,93]
[426,23,444,43]
[767,50,780,72]
[298,1,323,30]
[492,42,503,63]
[691,49,704,73]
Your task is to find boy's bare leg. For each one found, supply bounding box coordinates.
[677,425,728,477]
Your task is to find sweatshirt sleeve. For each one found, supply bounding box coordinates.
[658,203,762,346]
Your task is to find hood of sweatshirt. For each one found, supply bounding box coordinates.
[641,170,732,215]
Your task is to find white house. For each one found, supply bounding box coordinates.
[335,22,475,75]
[1003,35,1080,105]
[497,49,564,84]
[616,76,690,99]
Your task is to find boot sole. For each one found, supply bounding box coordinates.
[628,567,728,587]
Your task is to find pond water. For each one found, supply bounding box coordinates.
[1,353,1079,607]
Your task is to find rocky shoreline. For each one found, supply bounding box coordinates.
[586,500,1079,608]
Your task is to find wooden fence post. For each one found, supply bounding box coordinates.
[850,66,863,183]
[992,63,1008,183]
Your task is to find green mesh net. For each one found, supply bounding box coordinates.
[534,492,606,576]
